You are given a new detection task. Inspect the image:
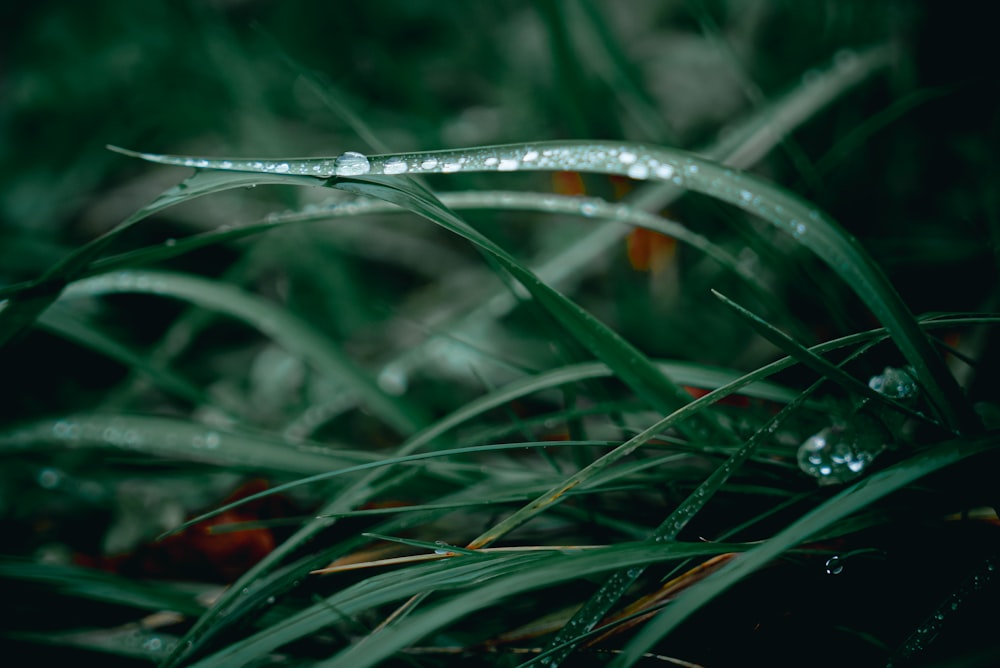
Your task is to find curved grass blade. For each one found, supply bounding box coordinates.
[611,431,1000,667]
[712,289,939,428]
[187,541,748,668]
[541,376,825,666]
[113,126,977,434]
[58,269,427,437]
[36,302,211,409]
[333,177,736,445]
[0,414,374,475]
[0,168,323,348]
[0,556,205,616]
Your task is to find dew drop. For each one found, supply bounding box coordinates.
[274,163,290,173]
[143,637,164,652]
[579,201,598,217]
[204,431,221,449]
[656,164,675,179]
[484,157,499,166]
[618,151,637,164]
[37,467,61,489]
[383,158,408,175]
[497,158,520,171]
[740,190,753,202]
[164,238,177,247]
[378,368,408,395]
[333,151,371,176]
[825,555,844,575]
[441,160,462,173]
[522,150,539,162]
[420,158,438,170]
[868,366,919,401]
[627,163,649,180]
[220,160,234,169]
[797,424,884,484]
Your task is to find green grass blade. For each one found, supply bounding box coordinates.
[712,289,939,428]
[0,166,323,348]
[611,432,1000,667]
[0,414,373,474]
[36,302,211,409]
[333,177,736,446]
[542,377,825,665]
[59,270,427,437]
[0,556,205,616]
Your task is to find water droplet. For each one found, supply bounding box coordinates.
[333,151,371,176]
[204,431,221,449]
[618,151,637,165]
[627,164,649,180]
[497,158,519,171]
[740,190,753,202]
[522,150,539,162]
[868,366,919,401]
[378,368,408,395]
[143,637,163,652]
[220,160,234,169]
[267,595,276,604]
[383,158,408,175]
[797,424,884,484]
[433,540,451,554]
[656,164,675,179]
[441,160,462,173]
[164,238,177,247]
[579,201,598,217]
[420,158,438,170]
[825,555,844,575]
[484,157,498,166]
[37,467,61,489]
[274,163,290,173]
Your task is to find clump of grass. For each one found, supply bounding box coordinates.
[3,2,999,667]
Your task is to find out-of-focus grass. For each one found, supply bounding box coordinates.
[2,1,999,666]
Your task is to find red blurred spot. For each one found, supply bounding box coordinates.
[627,228,677,273]
[552,171,586,196]
[78,478,292,583]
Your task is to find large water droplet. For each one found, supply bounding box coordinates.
[383,158,408,175]
[868,366,919,401]
[627,163,650,180]
[334,151,371,176]
[825,555,844,575]
[797,423,884,484]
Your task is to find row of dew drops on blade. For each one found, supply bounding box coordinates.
[158,140,813,244]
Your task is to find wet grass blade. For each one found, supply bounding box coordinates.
[59,270,427,437]
[0,167,323,348]
[612,431,1000,667]
[0,414,374,475]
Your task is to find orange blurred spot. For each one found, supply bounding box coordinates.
[78,478,291,583]
[552,171,586,196]
[627,227,677,273]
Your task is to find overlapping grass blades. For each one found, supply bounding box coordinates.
[16,43,969,667]
[57,269,426,436]
[612,430,1000,666]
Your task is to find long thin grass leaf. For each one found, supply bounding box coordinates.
[0,414,373,474]
[58,270,426,436]
[611,432,1000,667]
